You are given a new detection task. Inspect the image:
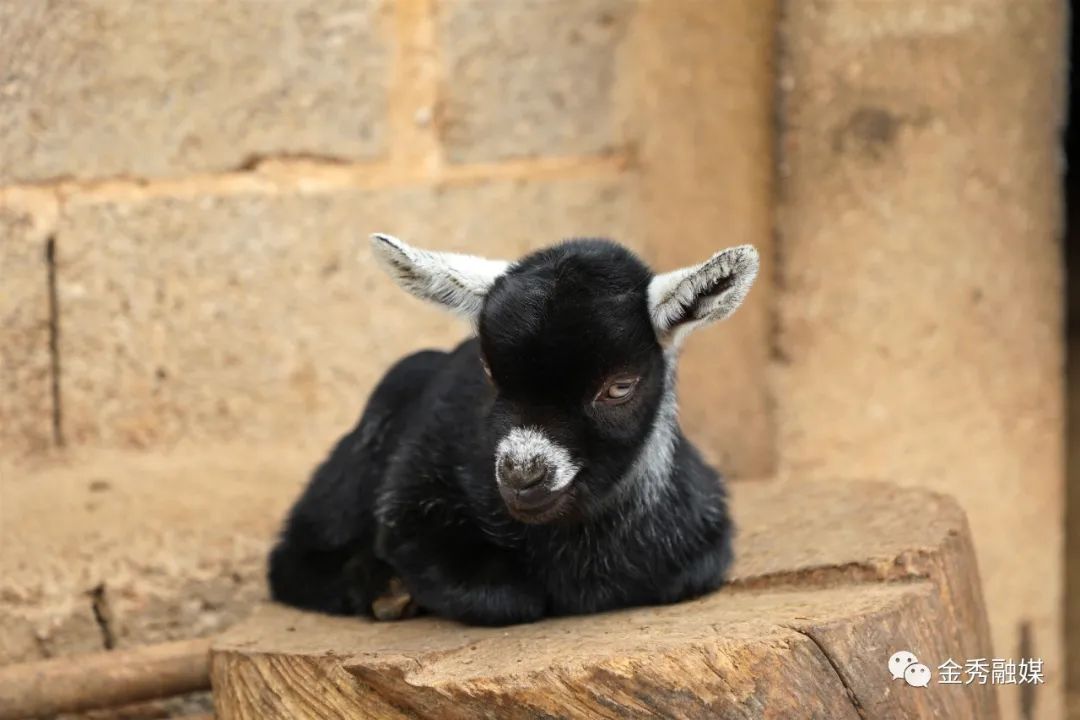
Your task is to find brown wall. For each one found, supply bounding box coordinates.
[774,2,1067,718]
[0,0,776,476]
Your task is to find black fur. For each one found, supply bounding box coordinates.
[269,239,735,626]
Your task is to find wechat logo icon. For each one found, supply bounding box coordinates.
[889,650,930,687]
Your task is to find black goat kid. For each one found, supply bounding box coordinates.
[268,236,759,626]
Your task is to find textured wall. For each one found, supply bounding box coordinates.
[0,0,392,182]
[0,189,56,454]
[774,2,1067,719]
[437,0,630,162]
[0,0,776,477]
[55,178,640,448]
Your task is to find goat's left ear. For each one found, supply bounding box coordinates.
[370,234,510,322]
[647,244,760,347]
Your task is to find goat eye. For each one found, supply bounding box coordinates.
[597,376,640,405]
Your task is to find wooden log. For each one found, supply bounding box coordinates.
[211,479,998,719]
[0,637,211,720]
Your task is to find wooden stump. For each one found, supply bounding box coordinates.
[211,480,998,719]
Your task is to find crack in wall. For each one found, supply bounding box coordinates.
[234,151,355,172]
[784,624,867,719]
[89,584,116,650]
[44,234,64,447]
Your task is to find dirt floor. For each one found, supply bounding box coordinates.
[0,439,324,665]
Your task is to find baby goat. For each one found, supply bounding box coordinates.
[268,236,759,626]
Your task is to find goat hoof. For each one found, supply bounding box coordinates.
[371,577,417,621]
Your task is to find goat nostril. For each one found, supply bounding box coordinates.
[498,455,549,490]
[518,464,547,489]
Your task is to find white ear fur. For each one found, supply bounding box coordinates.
[370,234,510,321]
[647,244,760,347]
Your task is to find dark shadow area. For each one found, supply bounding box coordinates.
[1065,0,1079,711]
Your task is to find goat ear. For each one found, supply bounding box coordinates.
[370,234,510,321]
[647,244,760,347]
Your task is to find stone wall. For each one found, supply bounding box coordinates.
[0,0,777,475]
[774,2,1067,719]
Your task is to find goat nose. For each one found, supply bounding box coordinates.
[517,463,547,489]
[498,456,548,490]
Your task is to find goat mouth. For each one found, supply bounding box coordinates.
[504,489,572,525]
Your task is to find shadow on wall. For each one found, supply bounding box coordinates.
[1065,1,1080,715]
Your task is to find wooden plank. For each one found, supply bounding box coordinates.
[0,638,211,720]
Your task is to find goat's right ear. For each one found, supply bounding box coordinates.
[370,234,510,321]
